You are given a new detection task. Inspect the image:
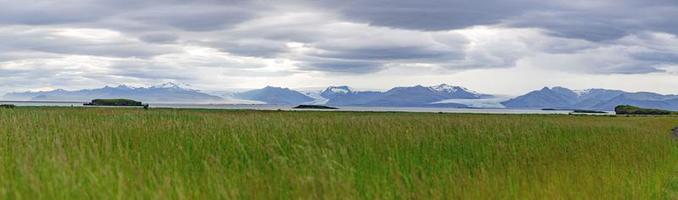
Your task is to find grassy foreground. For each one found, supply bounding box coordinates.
[0,107,676,199]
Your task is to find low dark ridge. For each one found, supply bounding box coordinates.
[293,105,338,110]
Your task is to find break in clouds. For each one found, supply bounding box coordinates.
[0,0,677,94]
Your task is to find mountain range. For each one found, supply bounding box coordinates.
[2,83,224,103]
[232,85,678,111]
[502,87,678,111]
[316,84,491,107]
[3,83,678,111]
[233,86,315,105]
[228,84,492,107]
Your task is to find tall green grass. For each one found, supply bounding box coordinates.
[0,107,676,199]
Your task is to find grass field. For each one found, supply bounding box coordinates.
[0,107,676,199]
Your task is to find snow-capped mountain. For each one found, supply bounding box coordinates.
[502,87,678,111]
[227,84,494,107]
[430,84,490,99]
[316,84,494,107]
[501,87,581,109]
[319,86,383,106]
[3,82,224,103]
[150,82,189,89]
[320,86,353,99]
[13,83,675,110]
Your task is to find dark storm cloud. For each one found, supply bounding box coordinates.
[0,1,111,25]
[593,64,665,74]
[126,6,257,32]
[314,0,541,31]
[106,61,201,81]
[290,45,464,73]
[139,33,179,44]
[316,0,678,41]
[0,0,260,61]
[300,60,384,74]
[507,4,678,41]
[0,28,175,60]
[0,0,261,29]
[633,52,678,63]
[310,46,462,61]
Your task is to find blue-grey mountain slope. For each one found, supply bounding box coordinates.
[501,87,583,109]
[234,86,315,105]
[231,84,494,107]
[320,86,383,106]
[503,87,678,111]
[320,84,492,107]
[3,83,224,103]
[589,92,678,111]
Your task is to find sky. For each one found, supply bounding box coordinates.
[0,0,677,95]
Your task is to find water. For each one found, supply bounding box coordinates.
[1,101,85,107]
[0,101,615,115]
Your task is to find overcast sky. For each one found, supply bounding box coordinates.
[1,0,677,95]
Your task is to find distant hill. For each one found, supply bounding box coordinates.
[3,83,224,103]
[614,105,674,115]
[503,87,678,111]
[233,86,315,105]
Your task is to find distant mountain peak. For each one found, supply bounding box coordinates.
[116,84,134,89]
[573,89,592,96]
[431,84,469,93]
[235,86,314,105]
[432,83,454,88]
[103,84,134,90]
[429,84,490,99]
[262,86,301,93]
[323,86,352,94]
[320,86,359,100]
[263,86,285,89]
[502,86,678,111]
[152,82,186,89]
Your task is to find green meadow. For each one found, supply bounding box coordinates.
[0,107,676,199]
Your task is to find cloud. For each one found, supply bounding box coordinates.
[312,0,540,31]
[298,60,384,74]
[0,0,112,25]
[315,0,678,41]
[523,45,665,74]
[0,0,676,94]
[139,33,179,44]
[124,5,257,32]
[0,26,177,60]
[212,14,472,73]
[207,39,289,58]
[510,1,678,41]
